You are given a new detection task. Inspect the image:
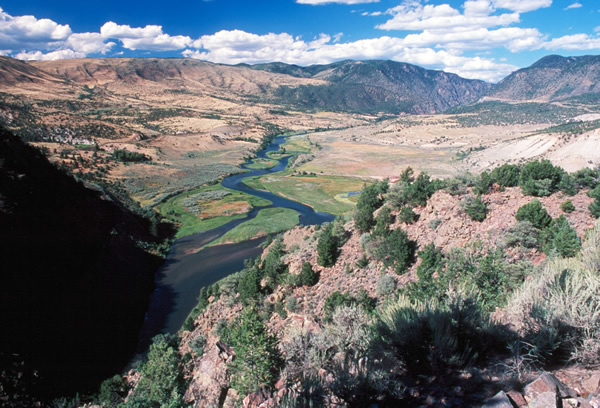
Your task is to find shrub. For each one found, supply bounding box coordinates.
[465,195,487,222]
[590,199,600,218]
[111,148,150,162]
[317,223,339,267]
[227,308,281,396]
[490,163,520,188]
[398,206,417,224]
[238,258,264,304]
[473,171,493,195]
[297,262,319,287]
[189,335,206,357]
[416,243,445,282]
[124,334,185,407]
[373,206,395,235]
[286,296,298,312]
[519,159,565,196]
[505,221,539,248]
[507,220,600,366]
[356,255,369,269]
[374,228,416,275]
[560,199,575,213]
[558,173,578,196]
[515,199,552,230]
[98,375,128,407]
[377,274,397,297]
[386,169,442,208]
[374,293,503,375]
[542,216,581,258]
[354,181,388,233]
[324,291,354,321]
[429,218,442,229]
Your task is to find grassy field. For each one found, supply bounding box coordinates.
[157,185,271,238]
[248,173,368,215]
[210,207,299,245]
[246,158,278,169]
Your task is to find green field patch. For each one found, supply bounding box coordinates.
[266,152,291,160]
[257,174,369,215]
[282,135,313,154]
[210,208,299,245]
[158,185,271,238]
[246,158,278,169]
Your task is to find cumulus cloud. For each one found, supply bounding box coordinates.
[0,7,71,49]
[543,33,600,50]
[297,0,379,4]
[100,22,192,51]
[15,49,85,61]
[66,32,115,54]
[376,1,520,31]
[184,29,516,82]
[492,0,552,13]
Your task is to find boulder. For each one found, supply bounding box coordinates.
[525,372,571,400]
[530,391,559,408]
[481,391,514,408]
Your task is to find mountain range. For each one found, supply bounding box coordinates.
[1,54,599,118]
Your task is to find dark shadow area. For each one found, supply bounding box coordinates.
[0,129,173,401]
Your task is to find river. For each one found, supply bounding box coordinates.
[136,135,335,348]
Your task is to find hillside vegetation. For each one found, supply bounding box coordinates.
[106,160,600,408]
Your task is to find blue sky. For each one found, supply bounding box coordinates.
[1,0,599,82]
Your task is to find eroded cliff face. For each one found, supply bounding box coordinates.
[149,186,598,408]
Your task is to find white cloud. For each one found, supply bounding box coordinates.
[0,7,71,49]
[66,32,115,54]
[377,1,520,32]
[543,33,600,50]
[297,0,379,4]
[565,2,582,10]
[401,26,544,52]
[100,22,192,51]
[491,0,552,13]
[15,49,85,61]
[100,21,163,39]
[184,29,516,82]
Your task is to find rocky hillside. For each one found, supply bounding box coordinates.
[0,128,172,402]
[487,54,600,102]
[254,59,492,114]
[110,163,600,408]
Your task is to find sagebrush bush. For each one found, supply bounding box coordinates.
[505,221,539,248]
[377,274,397,297]
[374,292,505,375]
[507,220,600,366]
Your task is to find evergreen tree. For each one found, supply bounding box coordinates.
[228,308,281,396]
[542,216,581,257]
[298,262,319,287]
[466,195,487,222]
[515,199,552,230]
[123,335,184,408]
[373,206,395,236]
[490,163,520,188]
[354,182,385,233]
[375,228,416,274]
[238,258,263,304]
[317,223,339,267]
[416,243,445,282]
